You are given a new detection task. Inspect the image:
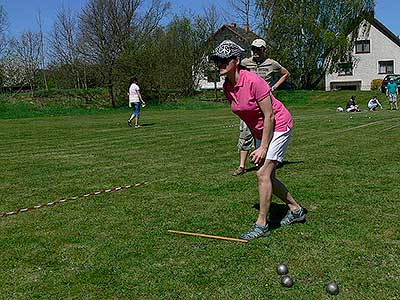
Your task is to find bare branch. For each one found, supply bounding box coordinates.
[0,5,8,56]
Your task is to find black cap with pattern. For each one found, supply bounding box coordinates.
[209,40,245,61]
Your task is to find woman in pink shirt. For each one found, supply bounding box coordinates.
[210,40,306,240]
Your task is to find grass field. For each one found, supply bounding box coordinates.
[0,91,399,299]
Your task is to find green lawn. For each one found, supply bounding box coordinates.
[0,91,399,299]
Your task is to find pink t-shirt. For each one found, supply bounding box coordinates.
[223,69,293,139]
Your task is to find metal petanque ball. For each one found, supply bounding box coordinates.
[280,275,294,288]
[326,281,339,295]
[276,264,289,276]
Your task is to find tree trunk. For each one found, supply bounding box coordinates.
[30,82,34,97]
[214,79,218,101]
[83,67,88,90]
[108,81,116,108]
[42,70,48,91]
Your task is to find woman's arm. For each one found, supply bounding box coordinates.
[137,90,145,105]
[250,95,275,165]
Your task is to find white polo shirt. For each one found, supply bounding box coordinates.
[129,83,140,103]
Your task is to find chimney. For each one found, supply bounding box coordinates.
[231,23,237,28]
[244,25,250,33]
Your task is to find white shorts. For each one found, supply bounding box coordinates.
[255,127,292,163]
[388,94,397,103]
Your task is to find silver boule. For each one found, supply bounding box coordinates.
[280,275,294,288]
[326,281,339,295]
[276,263,289,275]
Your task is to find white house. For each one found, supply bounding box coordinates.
[326,18,400,91]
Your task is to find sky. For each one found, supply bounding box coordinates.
[1,0,399,37]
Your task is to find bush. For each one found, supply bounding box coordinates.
[371,79,383,91]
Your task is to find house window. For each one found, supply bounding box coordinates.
[355,40,370,53]
[338,62,353,76]
[378,60,394,74]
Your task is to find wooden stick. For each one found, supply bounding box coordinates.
[168,230,248,243]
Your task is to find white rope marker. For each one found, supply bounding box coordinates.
[0,182,146,218]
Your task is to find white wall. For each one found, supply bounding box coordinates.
[196,77,224,90]
[326,20,400,91]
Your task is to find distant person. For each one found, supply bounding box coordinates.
[367,96,382,111]
[386,79,398,110]
[127,77,146,128]
[232,120,253,176]
[231,39,290,176]
[209,40,306,241]
[346,96,360,112]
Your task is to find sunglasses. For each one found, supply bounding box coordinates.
[213,56,236,66]
[251,46,264,51]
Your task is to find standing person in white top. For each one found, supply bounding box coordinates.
[128,77,146,128]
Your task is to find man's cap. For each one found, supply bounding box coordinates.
[209,40,245,61]
[251,39,267,48]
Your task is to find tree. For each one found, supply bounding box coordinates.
[201,5,223,38]
[37,11,48,90]
[1,54,30,89]
[50,6,85,89]
[144,12,219,95]
[227,0,257,30]
[0,4,8,89]
[10,31,42,95]
[0,4,7,57]
[255,0,375,89]
[112,6,221,103]
[79,0,170,107]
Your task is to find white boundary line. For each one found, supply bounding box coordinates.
[381,123,400,132]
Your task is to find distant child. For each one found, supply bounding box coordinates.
[386,79,398,110]
[346,96,360,112]
[127,77,146,128]
[367,96,382,111]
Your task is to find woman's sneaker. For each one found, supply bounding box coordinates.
[280,207,306,226]
[240,223,270,241]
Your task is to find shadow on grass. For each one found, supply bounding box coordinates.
[139,123,156,127]
[245,160,304,173]
[276,160,305,169]
[252,202,288,229]
[252,202,308,230]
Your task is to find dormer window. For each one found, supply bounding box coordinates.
[355,40,370,53]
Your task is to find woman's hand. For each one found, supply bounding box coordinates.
[250,147,267,165]
[250,94,274,165]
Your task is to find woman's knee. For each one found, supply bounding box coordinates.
[256,160,276,179]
